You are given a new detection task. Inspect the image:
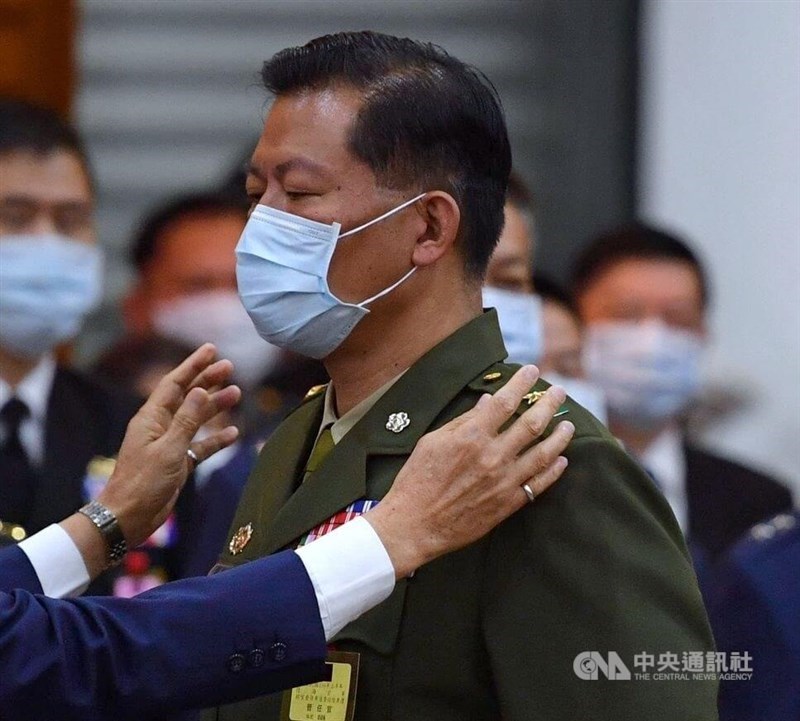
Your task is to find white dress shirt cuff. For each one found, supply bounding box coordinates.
[294,516,395,641]
[18,523,91,598]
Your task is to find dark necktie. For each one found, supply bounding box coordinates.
[0,398,38,527]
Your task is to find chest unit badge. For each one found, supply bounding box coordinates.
[229,523,254,555]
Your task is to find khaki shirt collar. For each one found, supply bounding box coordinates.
[322,372,407,444]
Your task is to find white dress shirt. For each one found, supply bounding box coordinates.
[16,375,404,640]
[639,426,689,534]
[0,354,56,466]
[18,517,394,641]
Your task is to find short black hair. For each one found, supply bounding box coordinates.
[571,223,710,307]
[131,192,248,271]
[261,31,512,278]
[0,98,93,186]
[532,272,579,319]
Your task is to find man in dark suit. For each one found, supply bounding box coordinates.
[572,224,793,584]
[0,99,141,551]
[207,31,717,721]
[0,343,326,721]
[2,343,573,720]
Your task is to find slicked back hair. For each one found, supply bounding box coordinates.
[571,223,710,308]
[261,31,512,279]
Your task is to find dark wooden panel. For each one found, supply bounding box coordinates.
[0,0,75,117]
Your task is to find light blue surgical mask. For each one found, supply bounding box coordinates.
[0,234,103,358]
[482,286,542,365]
[583,320,703,429]
[236,194,424,359]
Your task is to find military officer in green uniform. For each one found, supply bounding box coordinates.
[207,31,718,721]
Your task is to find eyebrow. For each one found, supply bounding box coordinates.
[246,157,332,181]
[0,195,92,209]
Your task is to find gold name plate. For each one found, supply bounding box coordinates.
[281,651,360,721]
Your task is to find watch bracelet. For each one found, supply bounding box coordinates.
[78,500,127,567]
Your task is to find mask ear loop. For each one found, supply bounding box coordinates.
[358,266,418,308]
[339,192,427,238]
[339,191,426,307]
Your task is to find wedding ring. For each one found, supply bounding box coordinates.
[522,482,536,504]
[186,448,200,467]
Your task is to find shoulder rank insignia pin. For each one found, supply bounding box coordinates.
[483,371,502,381]
[523,390,546,405]
[386,411,410,433]
[304,384,327,400]
[229,523,253,555]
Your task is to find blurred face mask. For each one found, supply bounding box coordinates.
[0,234,103,358]
[583,320,703,428]
[153,290,283,388]
[482,286,542,365]
[236,194,425,359]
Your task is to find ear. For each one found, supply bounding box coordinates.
[410,191,461,268]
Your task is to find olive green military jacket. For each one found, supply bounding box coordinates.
[206,311,718,721]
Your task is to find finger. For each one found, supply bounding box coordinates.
[202,387,243,432]
[525,455,569,501]
[207,384,242,414]
[189,425,240,465]
[510,420,574,486]
[505,455,569,516]
[161,386,217,449]
[471,365,541,431]
[499,384,567,452]
[145,344,217,416]
[188,359,235,393]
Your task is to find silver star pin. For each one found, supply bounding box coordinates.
[386,412,410,433]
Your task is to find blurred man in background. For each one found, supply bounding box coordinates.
[482,171,605,420]
[531,273,582,378]
[122,192,281,390]
[572,223,792,585]
[708,510,800,721]
[533,272,606,423]
[482,171,541,365]
[0,99,139,561]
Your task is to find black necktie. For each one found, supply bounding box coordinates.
[0,398,38,526]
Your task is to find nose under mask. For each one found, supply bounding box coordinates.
[236,193,425,359]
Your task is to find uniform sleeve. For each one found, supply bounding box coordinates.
[0,550,327,721]
[481,435,719,721]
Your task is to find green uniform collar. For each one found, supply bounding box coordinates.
[258,310,508,555]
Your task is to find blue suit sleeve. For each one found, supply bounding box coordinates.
[0,545,44,594]
[0,550,327,720]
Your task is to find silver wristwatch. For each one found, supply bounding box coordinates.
[78,501,127,567]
